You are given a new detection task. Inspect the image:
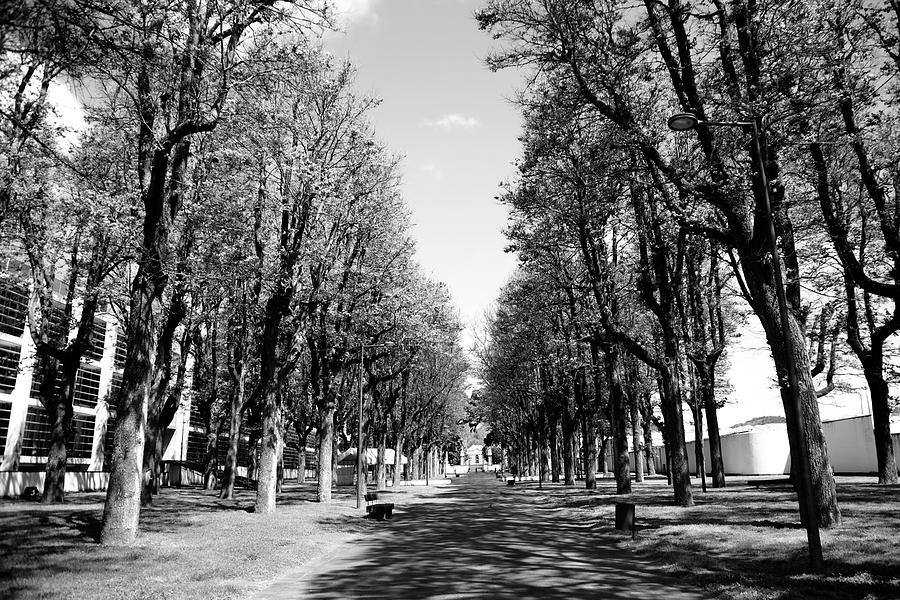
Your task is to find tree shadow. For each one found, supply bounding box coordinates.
[292,473,709,600]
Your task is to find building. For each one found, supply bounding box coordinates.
[0,266,313,497]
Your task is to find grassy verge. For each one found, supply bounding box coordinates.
[0,481,441,600]
[540,475,899,600]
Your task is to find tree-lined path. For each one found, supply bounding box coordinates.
[256,473,708,600]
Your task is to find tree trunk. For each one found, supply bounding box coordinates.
[604,346,632,495]
[561,405,576,485]
[393,436,403,487]
[297,443,306,484]
[101,265,160,545]
[332,434,338,487]
[255,389,281,513]
[693,360,724,487]
[659,367,692,506]
[548,411,560,482]
[580,413,596,489]
[39,351,77,504]
[599,436,609,474]
[140,419,163,506]
[376,434,387,490]
[630,397,644,483]
[202,421,219,490]
[693,403,707,492]
[640,394,657,477]
[41,395,72,504]
[862,361,899,484]
[754,301,841,526]
[703,384,725,487]
[219,383,244,500]
[276,438,284,494]
[316,406,335,503]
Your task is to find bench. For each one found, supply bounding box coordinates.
[506,478,515,486]
[746,478,792,489]
[364,492,394,520]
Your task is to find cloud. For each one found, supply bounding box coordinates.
[421,163,445,179]
[422,113,481,130]
[330,0,380,26]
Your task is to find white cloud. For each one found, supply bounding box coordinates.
[422,113,481,130]
[330,0,380,26]
[421,163,445,179]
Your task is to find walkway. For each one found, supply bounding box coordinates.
[256,473,709,599]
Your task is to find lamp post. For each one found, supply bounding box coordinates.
[356,341,393,509]
[667,112,824,573]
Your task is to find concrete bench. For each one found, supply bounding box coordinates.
[365,492,394,520]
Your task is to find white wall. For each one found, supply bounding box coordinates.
[0,471,109,497]
[670,415,900,476]
[823,416,878,473]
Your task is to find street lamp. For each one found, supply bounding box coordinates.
[668,111,824,573]
[356,341,394,509]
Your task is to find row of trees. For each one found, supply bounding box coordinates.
[475,0,900,531]
[1,0,468,545]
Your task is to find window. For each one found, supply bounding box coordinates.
[71,413,95,460]
[84,320,106,362]
[114,328,126,367]
[0,341,21,394]
[0,283,28,336]
[237,434,250,467]
[217,433,230,464]
[44,301,68,345]
[30,362,61,400]
[103,413,116,469]
[21,407,51,457]
[73,365,101,408]
[189,395,204,428]
[107,371,122,404]
[186,430,206,465]
[0,401,11,451]
[283,429,299,470]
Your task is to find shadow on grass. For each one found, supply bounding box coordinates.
[573,477,900,600]
[0,480,358,598]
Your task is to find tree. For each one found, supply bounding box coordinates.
[478,0,842,527]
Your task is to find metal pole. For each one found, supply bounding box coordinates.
[356,344,365,509]
[750,122,824,573]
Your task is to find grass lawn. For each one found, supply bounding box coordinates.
[541,475,899,600]
[0,481,438,600]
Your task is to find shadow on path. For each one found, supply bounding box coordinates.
[259,473,709,599]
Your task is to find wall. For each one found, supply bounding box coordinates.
[664,415,900,476]
[0,471,109,497]
[822,416,878,473]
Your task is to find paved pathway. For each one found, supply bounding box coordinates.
[256,473,709,600]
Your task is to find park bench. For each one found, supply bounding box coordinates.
[746,478,792,489]
[364,492,394,520]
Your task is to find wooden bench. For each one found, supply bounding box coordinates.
[365,492,394,520]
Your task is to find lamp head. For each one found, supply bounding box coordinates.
[667,112,701,131]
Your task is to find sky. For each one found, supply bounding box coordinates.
[323,0,523,347]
